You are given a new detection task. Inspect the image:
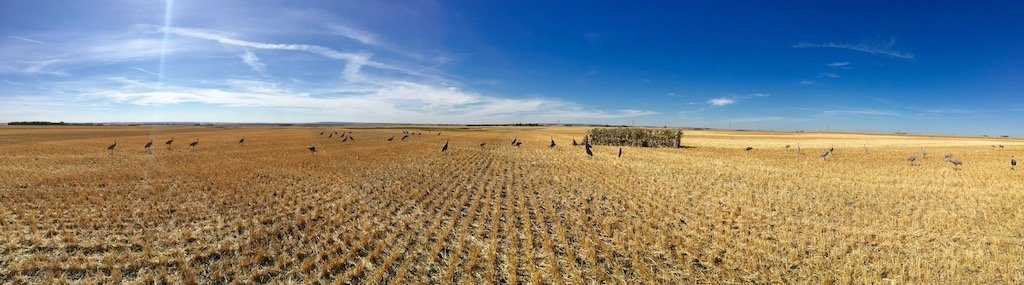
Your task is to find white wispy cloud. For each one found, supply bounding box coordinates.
[238,50,266,73]
[707,98,736,107]
[800,80,816,85]
[820,72,840,78]
[132,67,172,79]
[795,39,914,59]
[328,24,383,47]
[827,61,850,67]
[72,78,655,123]
[12,36,45,44]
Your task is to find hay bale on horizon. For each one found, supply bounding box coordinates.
[586,127,681,147]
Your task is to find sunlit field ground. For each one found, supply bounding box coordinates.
[1,125,1022,284]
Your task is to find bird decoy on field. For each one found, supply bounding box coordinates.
[165,137,174,149]
[785,144,791,150]
[920,148,927,158]
[319,131,325,136]
[342,137,349,142]
[549,138,556,148]
[585,142,593,157]
[618,147,623,158]
[511,138,517,146]
[480,142,486,147]
[820,148,833,159]
[441,140,449,152]
[329,133,334,138]
[188,139,199,151]
[1011,156,1017,170]
[908,154,918,166]
[999,145,1004,148]
[308,146,316,153]
[863,144,868,154]
[107,141,117,153]
[438,132,441,135]
[797,143,801,154]
[349,136,355,141]
[239,137,245,145]
[515,141,522,147]
[943,153,954,160]
[401,135,408,141]
[572,139,578,146]
[991,145,997,148]
[744,147,753,152]
[948,158,963,170]
[387,137,394,142]
[144,139,153,153]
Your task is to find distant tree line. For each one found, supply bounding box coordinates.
[6,121,101,126]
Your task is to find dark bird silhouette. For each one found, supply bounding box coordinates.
[438,132,441,135]
[744,147,753,152]
[549,138,556,148]
[480,142,486,147]
[515,141,522,147]
[999,145,1005,148]
[165,137,174,149]
[320,131,325,136]
[441,139,449,152]
[908,154,917,166]
[585,142,593,157]
[618,147,622,158]
[820,148,832,158]
[785,144,791,150]
[387,137,394,141]
[189,139,199,151]
[350,136,355,141]
[1012,156,1017,170]
[107,141,117,153]
[572,139,578,146]
[401,135,408,141]
[329,133,334,138]
[144,139,153,152]
[239,137,245,145]
[511,138,517,146]
[308,146,316,153]
[342,137,349,142]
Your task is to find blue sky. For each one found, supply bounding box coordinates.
[1,1,1021,135]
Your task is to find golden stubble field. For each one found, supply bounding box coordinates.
[1,125,1022,284]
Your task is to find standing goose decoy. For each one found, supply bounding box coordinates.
[572,139,578,146]
[401,135,408,141]
[1012,156,1017,170]
[107,141,117,153]
[744,147,753,152]
[908,154,917,166]
[479,142,486,147]
[239,137,245,145]
[144,140,153,153]
[511,138,518,146]
[549,138,556,148]
[618,147,622,158]
[585,142,593,157]
[948,158,963,170]
[165,137,174,149]
[441,139,449,152]
[188,139,199,151]
[308,146,317,153]
[319,131,325,136]
[387,137,394,142]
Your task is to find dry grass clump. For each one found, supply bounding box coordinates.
[586,127,681,147]
[0,125,1022,283]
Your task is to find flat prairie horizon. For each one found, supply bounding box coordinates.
[1,125,1022,283]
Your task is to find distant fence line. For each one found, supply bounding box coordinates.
[586,128,681,147]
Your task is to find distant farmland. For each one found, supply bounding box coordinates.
[1,125,1022,283]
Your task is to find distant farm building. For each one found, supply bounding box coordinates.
[586,128,682,147]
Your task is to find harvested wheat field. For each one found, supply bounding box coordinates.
[1,125,1023,284]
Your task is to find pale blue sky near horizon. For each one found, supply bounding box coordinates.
[0,1,1021,136]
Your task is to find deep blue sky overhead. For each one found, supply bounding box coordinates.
[1,1,1021,135]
